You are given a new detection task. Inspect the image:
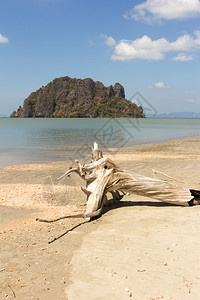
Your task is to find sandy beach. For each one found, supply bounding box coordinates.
[1,137,200,300]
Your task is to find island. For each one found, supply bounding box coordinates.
[10,76,145,118]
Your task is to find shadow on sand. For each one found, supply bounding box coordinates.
[46,197,181,244]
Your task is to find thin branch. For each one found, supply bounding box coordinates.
[36,214,84,223]
[152,169,186,183]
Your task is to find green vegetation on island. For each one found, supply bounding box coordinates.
[10,76,145,118]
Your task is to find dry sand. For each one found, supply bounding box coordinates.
[0,137,200,299]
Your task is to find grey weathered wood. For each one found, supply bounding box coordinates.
[59,142,196,220]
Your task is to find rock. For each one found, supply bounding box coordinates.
[113,83,125,98]
[10,76,145,118]
[10,110,17,118]
[108,85,115,97]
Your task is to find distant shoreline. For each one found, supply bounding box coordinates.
[1,116,200,119]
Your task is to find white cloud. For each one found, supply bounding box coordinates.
[149,82,169,88]
[125,0,200,23]
[110,31,200,61]
[0,34,8,44]
[154,82,168,88]
[172,53,193,61]
[101,34,116,47]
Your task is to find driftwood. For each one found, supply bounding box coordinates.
[37,142,200,223]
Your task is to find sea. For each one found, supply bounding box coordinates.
[0,118,200,169]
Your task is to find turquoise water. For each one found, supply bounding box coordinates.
[0,118,200,169]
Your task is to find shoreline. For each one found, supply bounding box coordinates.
[1,136,200,299]
[1,117,200,170]
[1,135,200,172]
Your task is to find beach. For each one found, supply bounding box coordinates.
[1,137,200,299]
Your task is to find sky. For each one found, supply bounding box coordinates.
[1,0,200,116]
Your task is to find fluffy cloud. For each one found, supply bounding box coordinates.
[154,82,168,88]
[149,82,169,88]
[172,53,193,61]
[110,31,200,61]
[125,0,200,23]
[0,34,8,44]
[101,34,116,47]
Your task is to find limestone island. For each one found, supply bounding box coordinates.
[10,76,145,118]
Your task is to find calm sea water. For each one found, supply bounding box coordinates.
[0,118,200,169]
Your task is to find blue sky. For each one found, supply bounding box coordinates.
[1,0,200,115]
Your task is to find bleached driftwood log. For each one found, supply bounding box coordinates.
[58,142,200,220]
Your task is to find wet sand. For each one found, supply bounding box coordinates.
[1,137,200,299]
